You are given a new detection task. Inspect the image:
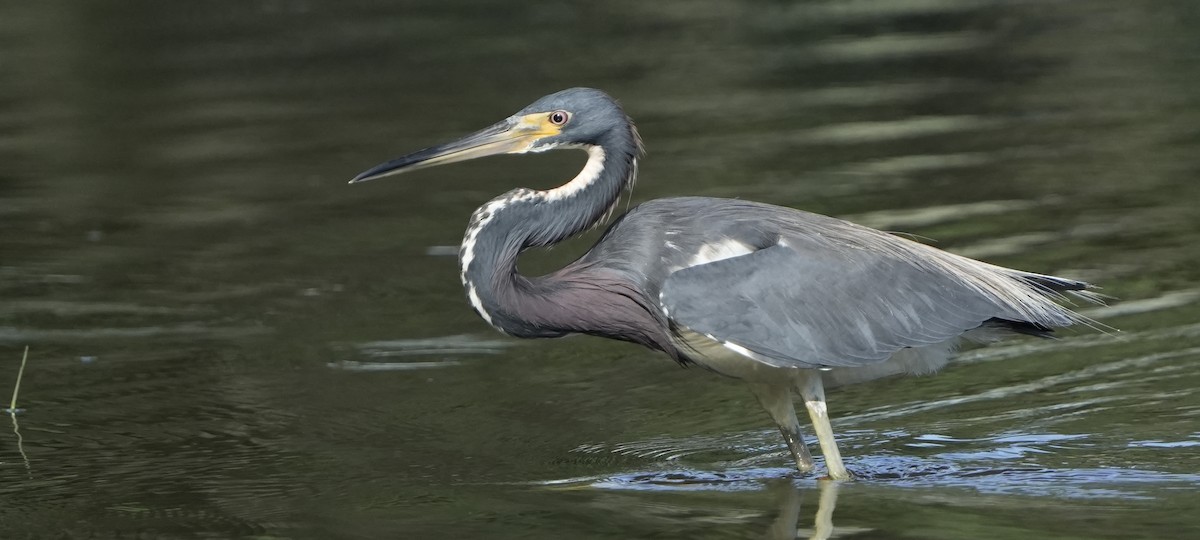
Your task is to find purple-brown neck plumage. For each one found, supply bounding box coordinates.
[457,124,674,355]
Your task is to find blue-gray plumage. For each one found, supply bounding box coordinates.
[350,88,1101,480]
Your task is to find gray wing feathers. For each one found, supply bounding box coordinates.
[661,243,1005,368]
[597,197,1095,369]
[659,223,1094,369]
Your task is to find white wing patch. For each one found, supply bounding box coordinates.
[659,239,756,317]
[687,239,755,268]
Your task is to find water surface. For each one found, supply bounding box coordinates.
[2,1,1199,538]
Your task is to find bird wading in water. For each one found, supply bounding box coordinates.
[350,88,1101,480]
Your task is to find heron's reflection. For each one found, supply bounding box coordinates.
[560,467,862,537]
[766,479,841,540]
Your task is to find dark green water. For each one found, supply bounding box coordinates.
[2,1,1199,538]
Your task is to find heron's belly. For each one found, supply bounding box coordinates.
[687,346,804,383]
[674,329,960,387]
[821,343,957,388]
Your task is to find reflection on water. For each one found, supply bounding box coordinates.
[2,0,1200,538]
[542,473,846,539]
[565,427,1200,500]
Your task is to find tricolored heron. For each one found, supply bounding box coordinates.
[350,88,1099,480]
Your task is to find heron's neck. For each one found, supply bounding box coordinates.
[459,134,640,337]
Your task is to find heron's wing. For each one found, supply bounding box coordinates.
[659,243,1007,369]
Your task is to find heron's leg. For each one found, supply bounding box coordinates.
[748,383,814,472]
[795,372,850,480]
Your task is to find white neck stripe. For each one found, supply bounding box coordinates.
[458,145,607,330]
[544,146,605,201]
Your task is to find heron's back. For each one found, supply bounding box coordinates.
[581,196,1097,374]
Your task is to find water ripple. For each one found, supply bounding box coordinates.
[326,334,517,371]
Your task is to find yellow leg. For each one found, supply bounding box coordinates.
[795,372,850,480]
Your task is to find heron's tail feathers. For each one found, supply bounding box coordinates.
[1011,270,1111,306]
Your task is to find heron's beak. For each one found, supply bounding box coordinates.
[349,114,562,183]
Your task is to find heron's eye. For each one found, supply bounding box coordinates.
[549,110,570,126]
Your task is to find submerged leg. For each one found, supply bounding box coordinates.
[795,372,850,480]
[749,383,814,473]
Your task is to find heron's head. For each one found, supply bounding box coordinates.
[350,87,633,183]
